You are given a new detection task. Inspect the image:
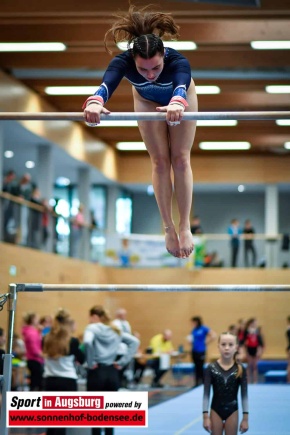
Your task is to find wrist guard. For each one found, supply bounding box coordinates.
[169,96,188,108]
[82,95,104,110]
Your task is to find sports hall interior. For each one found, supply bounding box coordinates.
[0,0,290,388]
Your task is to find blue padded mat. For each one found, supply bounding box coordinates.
[116,384,290,435]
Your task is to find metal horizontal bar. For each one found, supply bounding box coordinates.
[1,111,290,121]
[15,284,290,292]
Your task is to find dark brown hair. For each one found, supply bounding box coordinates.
[104,4,180,57]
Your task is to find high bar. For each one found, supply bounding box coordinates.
[14,284,290,292]
[0,111,290,121]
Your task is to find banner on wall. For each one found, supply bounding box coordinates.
[103,234,205,268]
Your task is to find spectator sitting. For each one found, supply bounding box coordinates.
[204,251,223,267]
[190,215,203,235]
[148,329,174,388]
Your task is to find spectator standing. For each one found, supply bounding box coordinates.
[228,219,242,267]
[84,305,139,435]
[39,315,53,337]
[190,316,216,386]
[15,173,33,245]
[21,313,44,391]
[243,219,257,267]
[112,308,132,387]
[70,203,85,258]
[2,170,18,242]
[27,186,42,249]
[43,309,85,435]
[41,199,52,250]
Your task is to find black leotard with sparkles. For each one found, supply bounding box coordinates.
[203,361,248,421]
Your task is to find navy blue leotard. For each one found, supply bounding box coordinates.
[203,361,249,421]
[94,48,192,106]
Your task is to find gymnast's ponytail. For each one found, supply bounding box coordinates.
[234,351,243,378]
[104,4,180,56]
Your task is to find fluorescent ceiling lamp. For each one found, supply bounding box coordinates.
[117,41,197,51]
[25,160,35,168]
[276,120,290,126]
[116,142,147,151]
[197,120,237,126]
[199,141,251,150]
[98,120,237,127]
[55,176,70,186]
[45,85,219,95]
[0,42,66,52]
[99,120,235,127]
[195,86,220,94]
[265,85,290,94]
[4,150,14,158]
[98,121,138,127]
[251,41,290,50]
[284,142,290,150]
[45,86,99,95]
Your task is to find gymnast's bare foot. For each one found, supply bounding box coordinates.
[165,225,180,257]
[179,228,194,258]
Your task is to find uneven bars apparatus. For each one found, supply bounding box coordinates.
[0,282,289,434]
[0,111,290,121]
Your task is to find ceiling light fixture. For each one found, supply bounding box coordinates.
[195,86,220,94]
[45,86,99,95]
[197,120,237,126]
[55,176,71,186]
[276,120,290,126]
[284,142,290,150]
[4,150,14,158]
[25,161,35,169]
[45,86,219,96]
[117,41,197,51]
[0,43,66,52]
[251,41,290,50]
[199,141,251,150]
[116,142,147,151]
[265,85,290,94]
[98,121,138,127]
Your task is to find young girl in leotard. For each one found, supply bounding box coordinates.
[203,332,249,435]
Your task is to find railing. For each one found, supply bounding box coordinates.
[1,191,287,268]
[0,191,105,263]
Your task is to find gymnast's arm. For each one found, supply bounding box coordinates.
[239,365,249,433]
[202,365,212,433]
[156,55,194,122]
[83,54,128,124]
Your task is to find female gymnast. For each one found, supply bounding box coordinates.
[203,332,249,435]
[83,5,198,258]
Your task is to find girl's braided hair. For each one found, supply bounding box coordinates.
[104,4,180,58]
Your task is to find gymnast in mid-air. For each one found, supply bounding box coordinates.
[83,4,198,258]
